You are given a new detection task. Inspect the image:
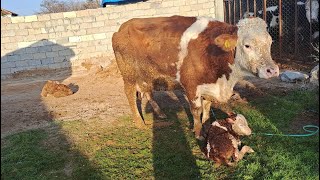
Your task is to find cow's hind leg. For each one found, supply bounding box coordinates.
[123,82,145,127]
[145,92,167,119]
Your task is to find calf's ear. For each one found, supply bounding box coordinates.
[226,118,235,124]
[227,111,236,117]
[214,34,238,52]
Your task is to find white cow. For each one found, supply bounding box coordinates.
[305,0,319,23]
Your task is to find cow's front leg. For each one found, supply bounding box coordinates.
[202,98,212,123]
[191,105,203,140]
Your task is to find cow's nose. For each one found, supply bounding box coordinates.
[266,66,279,77]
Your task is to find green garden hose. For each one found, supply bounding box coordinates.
[252,125,319,137]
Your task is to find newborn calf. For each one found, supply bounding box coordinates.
[203,113,254,167]
[41,80,73,98]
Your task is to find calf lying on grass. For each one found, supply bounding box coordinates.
[202,113,254,167]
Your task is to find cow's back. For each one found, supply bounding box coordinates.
[112,16,197,84]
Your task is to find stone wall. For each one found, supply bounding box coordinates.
[1,0,222,79]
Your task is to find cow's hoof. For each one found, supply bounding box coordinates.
[157,113,167,119]
[133,118,146,129]
[213,162,222,168]
[196,135,205,141]
[134,123,147,129]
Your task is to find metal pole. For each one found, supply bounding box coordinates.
[247,0,249,13]
[234,0,236,24]
[240,0,242,19]
[224,0,227,22]
[254,0,257,17]
[294,0,298,58]
[309,0,313,62]
[228,0,232,24]
[263,0,267,21]
[279,0,283,58]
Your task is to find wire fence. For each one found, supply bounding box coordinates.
[224,0,319,62]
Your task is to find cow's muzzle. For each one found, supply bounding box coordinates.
[258,64,280,79]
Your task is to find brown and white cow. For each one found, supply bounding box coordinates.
[112,16,279,139]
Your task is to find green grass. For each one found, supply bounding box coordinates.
[1,130,68,179]
[1,90,319,179]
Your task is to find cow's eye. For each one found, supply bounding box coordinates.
[244,45,251,49]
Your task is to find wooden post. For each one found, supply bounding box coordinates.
[279,0,283,58]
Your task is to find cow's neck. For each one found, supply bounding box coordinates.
[194,62,243,106]
[225,62,244,93]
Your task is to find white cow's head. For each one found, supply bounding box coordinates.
[306,0,319,23]
[235,18,279,79]
[243,11,255,19]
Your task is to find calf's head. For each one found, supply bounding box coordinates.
[216,18,279,79]
[227,114,252,136]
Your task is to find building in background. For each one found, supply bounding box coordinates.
[1,8,18,17]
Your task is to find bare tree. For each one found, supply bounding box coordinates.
[83,0,101,9]
[37,0,101,14]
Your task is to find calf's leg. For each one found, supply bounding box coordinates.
[234,145,254,162]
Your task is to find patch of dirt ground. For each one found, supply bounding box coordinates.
[1,62,130,138]
[1,60,318,138]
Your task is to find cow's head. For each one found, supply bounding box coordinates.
[215,18,279,79]
[306,0,319,23]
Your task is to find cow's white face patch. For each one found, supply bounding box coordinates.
[306,0,319,23]
[269,14,279,28]
[236,18,279,79]
[176,17,214,81]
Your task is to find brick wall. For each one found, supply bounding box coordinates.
[1,0,222,79]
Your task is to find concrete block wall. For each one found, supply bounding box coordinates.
[1,0,222,79]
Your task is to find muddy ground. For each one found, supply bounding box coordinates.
[1,59,318,138]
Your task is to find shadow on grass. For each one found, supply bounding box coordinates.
[1,124,104,179]
[1,40,104,179]
[144,91,202,179]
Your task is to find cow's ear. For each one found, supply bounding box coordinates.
[214,34,238,52]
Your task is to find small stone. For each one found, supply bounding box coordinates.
[280,70,309,83]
